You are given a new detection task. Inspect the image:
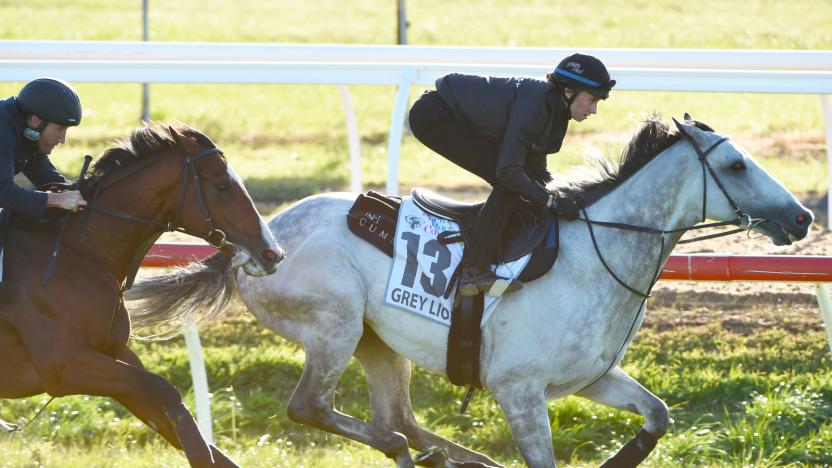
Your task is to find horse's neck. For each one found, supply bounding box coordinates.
[71,165,180,282]
[589,142,701,232]
[580,143,701,288]
[588,144,702,238]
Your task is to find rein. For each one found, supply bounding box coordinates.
[40,155,93,284]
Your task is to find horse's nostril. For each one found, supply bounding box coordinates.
[795,213,808,224]
[263,249,279,262]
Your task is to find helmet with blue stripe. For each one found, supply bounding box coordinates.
[551,53,616,99]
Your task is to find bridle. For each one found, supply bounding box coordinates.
[85,146,231,250]
[41,146,232,286]
[693,135,767,232]
[37,144,237,342]
[579,132,767,299]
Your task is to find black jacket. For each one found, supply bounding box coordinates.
[0,96,67,218]
[435,74,569,205]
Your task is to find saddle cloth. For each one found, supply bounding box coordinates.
[384,198,529,327]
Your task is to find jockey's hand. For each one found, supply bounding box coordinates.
[546,194,580,221]
[46,190,87,212]
[42,180,80,192]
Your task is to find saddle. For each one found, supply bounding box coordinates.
[411,188,553,266]
[347,190,561,395]
[411,189,560,283]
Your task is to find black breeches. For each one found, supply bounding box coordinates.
[408,91,519,267]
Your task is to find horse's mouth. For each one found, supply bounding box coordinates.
[753,220,805,246]
[226,245,281,276]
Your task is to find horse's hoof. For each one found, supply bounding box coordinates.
[208,445,240,467]
[0,419,21,433]
[414,446,448,467]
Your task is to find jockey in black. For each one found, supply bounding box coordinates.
[0,77,86,219]
[409,53,615,296]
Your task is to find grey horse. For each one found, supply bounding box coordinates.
[128,116,813,467]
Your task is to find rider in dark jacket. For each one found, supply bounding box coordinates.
[0,78,86,219]
[409,53,615,296]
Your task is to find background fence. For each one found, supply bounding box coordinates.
[1,41,831,225]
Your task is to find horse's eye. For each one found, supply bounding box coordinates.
[729,161,746,171]
[216,183,229,192]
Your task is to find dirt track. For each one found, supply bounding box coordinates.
[648,195,830,334]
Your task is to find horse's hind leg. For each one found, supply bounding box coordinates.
[286,320,413,467]
[576,366,668,468]
[355,328,502,467]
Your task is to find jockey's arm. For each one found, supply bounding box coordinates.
[0,125,50,218]
[495,120,551,205]
[24,151,67,188]
[25,153,85,212]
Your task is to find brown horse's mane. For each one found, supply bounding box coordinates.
[91,122,216,178]
[549,115,714,206]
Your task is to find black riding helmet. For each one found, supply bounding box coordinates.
[16,78,82,126]
[550,53,616,100]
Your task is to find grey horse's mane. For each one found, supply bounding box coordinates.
[549,115,714,206]
[92,122,215,178]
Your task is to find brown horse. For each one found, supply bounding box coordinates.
[0,123,283,467]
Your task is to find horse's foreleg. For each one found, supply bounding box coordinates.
[491,382,555,468]
[112,347,238,467]
[355,328,502,467]
[576,366,668,468]
[288,336,413,468]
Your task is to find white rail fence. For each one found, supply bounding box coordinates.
[0,41,830,225]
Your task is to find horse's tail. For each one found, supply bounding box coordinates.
[126,252,236,340]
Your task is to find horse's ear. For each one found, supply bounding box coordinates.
[683,112,693,121]
[168,126,182,146]
[168,125,192,151]
[673,116,713,150]
[672,117,690,135]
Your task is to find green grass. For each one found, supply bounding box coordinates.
[1,308,830,467]
[3,0,831,48]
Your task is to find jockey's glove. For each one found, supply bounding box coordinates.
[546,194,580,221]
[41,180,80,193]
